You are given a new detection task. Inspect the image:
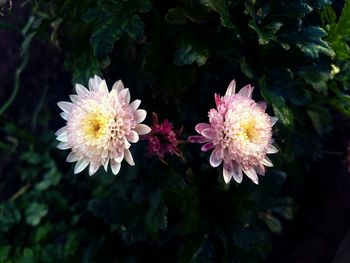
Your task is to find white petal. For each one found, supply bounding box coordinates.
[225,79,236,96]
[134,109,147,123]
[89,75,102,91]
[232,165,243,183]
[266,144,278,154]
[57,101,73,113]
[270,117,278,126]
[115,152,124,162]
[124,138,131,149]
[75,84,89,96]
[69,94,79,103]
[223,167,232,183]
[134,124,151,135]
[243,167,259,184]
[57,142,70,150]
[209,147,223,168]
[127,130,139,143]
[237,85,253,98]
[103,159,109,171]
[110,161,121,175]
[66,152,79,162]
[112,80,124,93]
[98,80,109,95]
[56,132,68,142]
[89,163,100,176]
[118,88,131,104]
[74,158,89,174]
[60,112,68,120]
[262,157,273,167]
[130,99,141,111]
[124,149,135,166]
[55,127,66,136]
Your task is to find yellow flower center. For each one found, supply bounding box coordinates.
[82,112,110,141]
[241,118,259,142]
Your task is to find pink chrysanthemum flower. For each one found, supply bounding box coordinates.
[145,112,184,164]
[189,80,278,184]
[55,75,151,176]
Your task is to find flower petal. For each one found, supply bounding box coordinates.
[66,152,79,163]
[57,101,74,114]
[55,127,66,136]
[223,163,233,183]
[232,163,243,183]
[57,142,70,150]
[103,159,109,171]
[225,79,236,96]
[201,128,216,139]
[127,130,139,143]
[134,124,151,135]
[112,80,124,93]
[270,117,278,126]
[98,80,109,95]
[261,157,273,167]
[74,158,89,174]
[115,151,124,162]
[89,163,100,176]
[110,160,121,175]
[237,84,253,98]
[89,75,102,91]
[130,99,141,111]
[56,132,68,142]
[124,149,135,166]
[69,94,79,103]
[75,84,89,96]
[60,112,68,120]
[266,144,278,154]
[118,88,131,104]
[242,167,259,184]
[257,101,267,111]
[134,109,147,123]
[188,135,210,144]
[195,123,212,133]
[201,142,215,152]
[209,147,223,168]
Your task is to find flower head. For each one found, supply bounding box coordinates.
[56,75,151,175]
[145,112,184,163]
[189,80,278,184]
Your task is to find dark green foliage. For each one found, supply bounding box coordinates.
[1,0,349,262]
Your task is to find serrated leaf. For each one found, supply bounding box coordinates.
[282,26,335,58]
[25,203,48,226]
[299,68,331,93]
[260,86,294,128]
[0,202,21,232]
[201,0,235,28]
[173,39,209,66]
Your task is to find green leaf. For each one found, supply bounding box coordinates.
[329,93,350,117]
[299,67,331,93]
[0,202,21,232]
[124,15,144,41]
[165,7,189,25]
[307,106,332,135]
[260,86,294,128]
[0,246,10,262]
[145,191,168,237]
[281,26,335,58]
[262,215,283,235]
[17,248,34,263]
[249,21,283,45]
[25,203,48,226]
[201,0,235,28]
[173,39,209,66]
[35,167,61,191]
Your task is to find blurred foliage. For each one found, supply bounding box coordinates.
[1,0,350,262]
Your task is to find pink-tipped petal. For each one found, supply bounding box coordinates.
[225,79,236,96]
[223,166,233,183]
[201,128,216,139]
[232,164,243,183]
[237,84,253,98]
[257,101,267,111]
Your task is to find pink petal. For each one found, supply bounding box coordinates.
[232,163,243,183]
[134,109,147,123]
[261,157,273,167]
[223,162,233,183]
[225,79,236,96]
[130,99,141,111]
[237,84,253,98]
[134,124,151,135]
[74,158,89,174]
[115,152,124,162]
[255,164,265,176]
[195,123,212,133]
[60,112,68,120]
[112,80,124,93]
[201,128,216,139]
[188,135,210,144]
[257,101,267,111]
[98,80,109,95]
[118,88,131,104]
[110,160,121,175]
[270,117,278,126]
[201,142,215,152]
[89,163,100,176]
[103,159,109,171]
[69,95,79,103]
[89,75,102,91]
[209,147,223,168]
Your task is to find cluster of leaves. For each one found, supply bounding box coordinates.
[1,0,350,262]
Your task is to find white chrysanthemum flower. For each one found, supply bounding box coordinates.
[56,75,151,175]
